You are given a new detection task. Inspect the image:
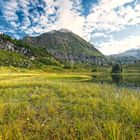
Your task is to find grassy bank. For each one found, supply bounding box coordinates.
[0,69,140,140]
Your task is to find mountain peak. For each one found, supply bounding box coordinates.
[48,28,72,34]
[58,28,72,33]
[23,30,108,65]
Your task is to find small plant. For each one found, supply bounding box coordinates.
[92,68,97,72]
[63,64,71,69]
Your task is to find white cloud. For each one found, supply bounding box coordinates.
[2,0,139,39]
[2,0,18,22]
[84,0,140,40]
[0,0,140,54]
[101,0,134,9]
[21,0,85,38]
[0,31,3,34]
[99,35,140,55]
[94,32,107,37]
[51,0,85,37]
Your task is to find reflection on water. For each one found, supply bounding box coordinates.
[112,74,123,85]
[92,74,140,89]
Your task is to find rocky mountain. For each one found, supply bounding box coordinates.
[24,29,108,66]
[110,49,140,64]
[0,29,110,68]
[0,34,59,68]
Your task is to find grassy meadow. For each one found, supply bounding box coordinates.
[0,67,140,140]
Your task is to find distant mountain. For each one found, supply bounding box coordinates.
[24,29,109,66]
[110,49,140,64]
[0,34,59,68]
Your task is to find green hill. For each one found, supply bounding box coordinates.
[0,34,60,68]
[123,60,140,73]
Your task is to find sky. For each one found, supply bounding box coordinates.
[0,0,140,55]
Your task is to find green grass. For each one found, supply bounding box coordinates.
[0,68,140,140]
[123,62,140,74]
[0,50,33,68]
[0,34,60,68]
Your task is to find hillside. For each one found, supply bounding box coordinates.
[123,60,140,73]
[24,29,108,66]
[110,49,140,64]
[0,34,60,68]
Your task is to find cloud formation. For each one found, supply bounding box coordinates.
[0,0,140,54]
[99,35,140,55]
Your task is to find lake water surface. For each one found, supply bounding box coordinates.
[91,73,140,90]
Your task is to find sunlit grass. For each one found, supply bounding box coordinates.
[0,68,140,139]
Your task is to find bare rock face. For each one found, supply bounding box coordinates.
[0,36,33,67]
[24,29,109,65]
[0,38,16,51]
[0,34,59,67]
[0,37,31,56]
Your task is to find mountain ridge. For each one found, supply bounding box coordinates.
[110,48,140,64]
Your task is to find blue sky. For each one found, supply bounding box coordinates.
[0,0,140,55]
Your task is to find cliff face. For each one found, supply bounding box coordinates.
[24,29,108,65]
[0,37,29,55]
